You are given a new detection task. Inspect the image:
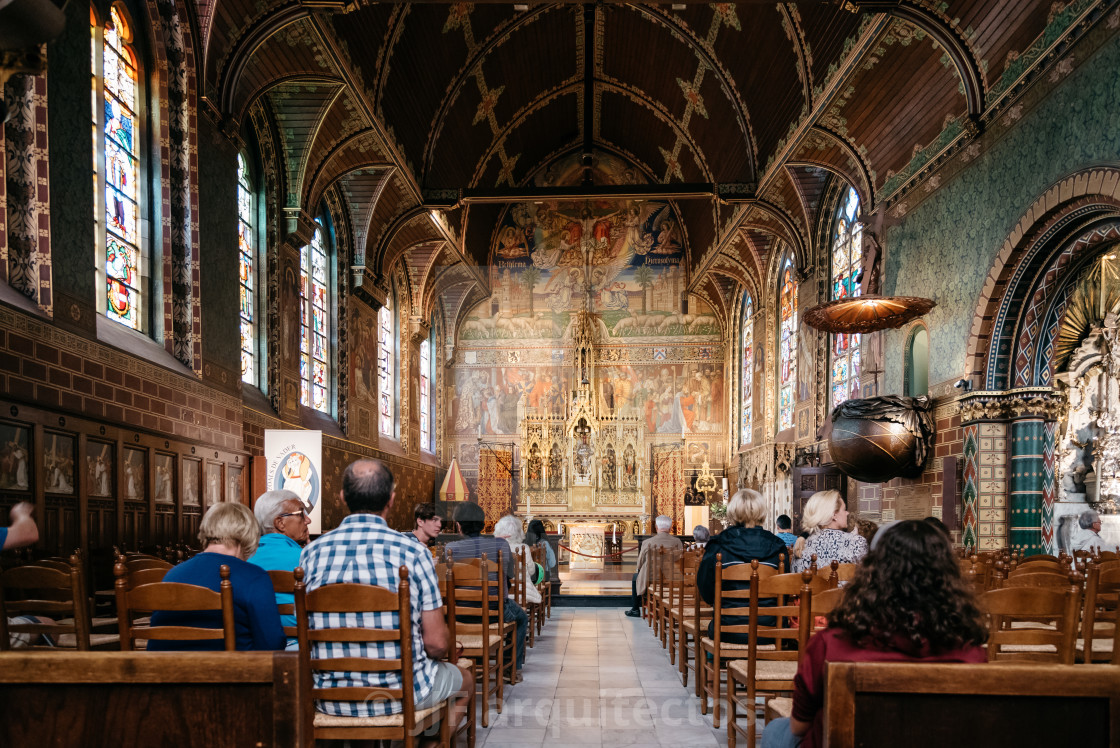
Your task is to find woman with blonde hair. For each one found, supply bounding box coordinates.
[792,489,867,573]
[148,501,285,651]
[696,488,787,643]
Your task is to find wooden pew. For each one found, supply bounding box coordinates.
[824,662,1120,748]
[0,651,312,747]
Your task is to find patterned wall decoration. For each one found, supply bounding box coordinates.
[349,299,378,441]
[3,71,52,315]
[477,445,513,524]
[1009,418,1045,554]
[975,422,1008,551]
[1042,420,1058,554]
[651,444,686,535]
[881,33,1120,394]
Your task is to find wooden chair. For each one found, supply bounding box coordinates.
[669,548,704,670]
[644,546,664,628]
[0,554,106,650]
[268,568,302,643]
[531,543,551,623]
[463,553,519,684]
[681,560,713,695]
[982,584,1080,663]
[824,662,1120,748]
[726,567,824,744]
[124,557,173,576]
[515,546,543,647]
[295,566,452,747]
[434,563,476,748]
[448,557,505,728]
[817,560,857,588]
[658,547,683,649]
[699,555,777,726]
[114,561,235,651]
[1077,563,1120,663]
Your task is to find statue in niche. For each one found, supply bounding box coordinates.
[548,443,563,489]
[527,443,542,489]
[1058,331,1108,504]
[622,444,637,489]
[858,229,882,296]
[574,430,593,478]
[602,444,617,489]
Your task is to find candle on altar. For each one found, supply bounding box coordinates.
[612,524,616,544]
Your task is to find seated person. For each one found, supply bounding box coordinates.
[762,520,987,748]
[149,502,285,651]
[690,525,711,549]
[696,489,787,643]
[494,515,542,605]
[444,501,528,678]
[775,514,797,549]
[626,515,683,618]
[524,519,557,580]
[408,503,443,547]
[1072,509,1106,552]
[2,502,50,648]
[793,490,868,573]
[247,489,310,649]
[300,459,473,738]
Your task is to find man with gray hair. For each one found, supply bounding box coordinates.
[625,514,682,618]
[247,489,311,647]
[1072,509,1105,552]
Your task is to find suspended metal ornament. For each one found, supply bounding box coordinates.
[803,295,936,334]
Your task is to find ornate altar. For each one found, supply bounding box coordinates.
[518,308,649,534]
[568,523,608,571]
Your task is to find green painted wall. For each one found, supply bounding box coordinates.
[881,30,1120,394]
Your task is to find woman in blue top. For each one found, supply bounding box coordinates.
[149,502,285,651]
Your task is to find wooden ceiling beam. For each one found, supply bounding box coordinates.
[427,182,761,205]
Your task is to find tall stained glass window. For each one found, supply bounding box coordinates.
[378,302,394,436]
[830,187,862,407]
[93,5,143,329]
[419,336,431,450]
[778,257,798,431]
[300,220,330,412]
[237,154,255,384]
[740,294,754,446]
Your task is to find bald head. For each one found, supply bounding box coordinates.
[342,459,395,514]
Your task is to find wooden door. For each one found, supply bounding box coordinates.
[789,466,846,533]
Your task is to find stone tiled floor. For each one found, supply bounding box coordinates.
[478,608,739,748]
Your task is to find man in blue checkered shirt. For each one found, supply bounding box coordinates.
[300,459,473,732]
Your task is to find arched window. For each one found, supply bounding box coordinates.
[300,218,331,412]
[778,256,798,432]
[420,333,432,451]
[905,325,929,397]
[830,186,862,406]
[92,4,144,330]
[740,293,754,446]
[378,299,394,436]
[237,153,256,384]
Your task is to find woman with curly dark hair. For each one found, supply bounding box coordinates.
[761,520,988,748]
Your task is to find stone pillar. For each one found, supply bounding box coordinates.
[1009,417,1045,554]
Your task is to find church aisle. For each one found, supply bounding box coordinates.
[479,608,735,748]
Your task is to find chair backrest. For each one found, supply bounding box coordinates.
[824,662,1120,748]
[982,584,1080,664]
[125,557,173,574]
[810,587,846,623]
[295,566,418,719]
[268,568,302,640]
[711,555,778,645]
[434,563,458,647]
[448,555,499,633]
[1020,554,1059,564]
[817,561,857,588]
[114,561,235,651]
[1008,559,1063,576]
[747,568,825,665]
[998,570,1076,589]
[127,566,169,589]
[0,554,91,651]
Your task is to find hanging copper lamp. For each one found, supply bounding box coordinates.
[802,295,936,334]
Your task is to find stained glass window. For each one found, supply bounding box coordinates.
[778,257,798,432]
[238,153,255,384]
[93,5,143,330]
[300,220,330,412]
[378,302,393,436]
[740,294,754,446]
[830,187,862,407]
[420,336,431,451]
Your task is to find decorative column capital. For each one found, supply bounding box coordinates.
[958,387,1067,424]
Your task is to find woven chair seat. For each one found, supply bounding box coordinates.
[314,704,442,728]
[1075,637,1114,654]
[997,643,1058,653]
[701,636,776,652]
[766,696,794,720]
[727,657,798,681]
[459,634,503,649]
[54,632,121,648]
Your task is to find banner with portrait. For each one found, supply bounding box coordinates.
[264,430,324,534]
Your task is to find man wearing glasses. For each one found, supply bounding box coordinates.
[408,503,443,547]
[248,489,312,649]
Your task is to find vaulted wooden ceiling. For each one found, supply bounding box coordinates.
[193,0,1111,333]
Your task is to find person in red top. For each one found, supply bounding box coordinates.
[761,520,988,748]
